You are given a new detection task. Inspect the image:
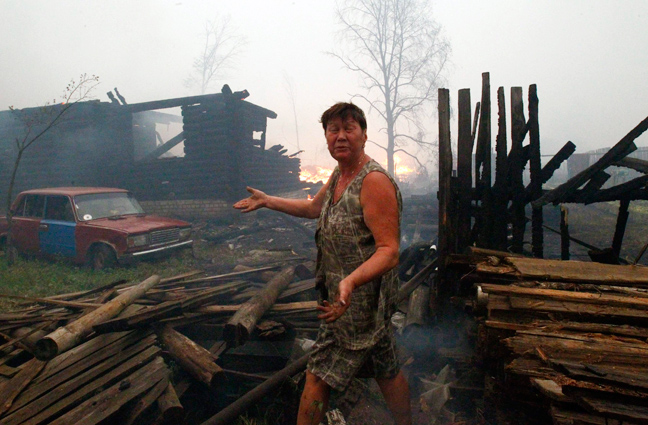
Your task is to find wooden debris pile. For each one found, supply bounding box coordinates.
[451,250,648,424]
[0,264,320,425]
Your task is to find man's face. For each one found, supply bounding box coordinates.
[325,117,367,163]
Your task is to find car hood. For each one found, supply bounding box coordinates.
[84,215,190,233]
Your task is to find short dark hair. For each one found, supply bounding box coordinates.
[320,102,367,132]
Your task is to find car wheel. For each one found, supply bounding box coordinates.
[91,245,117,270]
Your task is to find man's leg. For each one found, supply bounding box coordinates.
[297,370,331,425]
[376,371,412,425]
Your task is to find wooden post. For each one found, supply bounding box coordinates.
[493,87,509,251]
[156,325,224,389]
[612,198,631,258]
[475,73,492,248]
[509,87,527,254]
[457,89,474,252]
[437,88,453,305]
[528,84,543,258]
[223,266,295,347]
[34,275,161,360]
[560,206,570,260]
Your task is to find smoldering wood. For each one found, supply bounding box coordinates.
[475,73,492,248]
[524,141,576,202]
[34,275,161,360]
[492,86,509,251]
[223,266,295,347]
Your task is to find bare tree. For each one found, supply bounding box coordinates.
[185,16,246,94]
[3,74,100,264]
[330,0,450,175]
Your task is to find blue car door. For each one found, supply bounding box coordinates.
[39,195,77,258]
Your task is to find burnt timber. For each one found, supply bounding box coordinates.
[437,72,648,424]
[0,87,303,209]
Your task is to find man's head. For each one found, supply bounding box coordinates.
[320,102,367,133]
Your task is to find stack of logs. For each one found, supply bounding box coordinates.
[0,264,321,425]
[0,258,437,425]
[451,248,648,424]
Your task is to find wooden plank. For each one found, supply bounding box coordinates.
[0,359,46,416]
[475,72,492,248]
[121,374,170,425]
[577,395,648,423]
[508,296,648,319]
[504,334,648,366]
[480,283,648,310]
[47,357,169,425]
[5,347,162,425]
[530,378,571,403]
[8,333,157,417]
[503,257,648,286]
[551,405,625,425]
[528,84,543,258]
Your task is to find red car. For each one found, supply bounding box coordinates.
[0,187,192,269]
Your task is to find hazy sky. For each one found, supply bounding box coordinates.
[2,0,648,174]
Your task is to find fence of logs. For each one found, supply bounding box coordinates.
[437,72,648,304]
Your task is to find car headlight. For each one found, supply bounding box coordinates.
[127,234,149,248]
[179,227,192,240]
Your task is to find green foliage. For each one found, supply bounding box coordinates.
[0,250,198,310]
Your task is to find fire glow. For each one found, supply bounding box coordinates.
[300,165,333,183]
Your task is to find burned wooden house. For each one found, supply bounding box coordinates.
[0,88,303,219]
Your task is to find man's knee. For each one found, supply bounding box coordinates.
[304,370,330,392]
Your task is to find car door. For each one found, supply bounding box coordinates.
[40,195,77,258]
[11,194,45,254]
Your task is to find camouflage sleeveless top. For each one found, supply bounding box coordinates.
[315,159,402,350]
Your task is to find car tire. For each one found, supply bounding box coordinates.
[91,245,117,270]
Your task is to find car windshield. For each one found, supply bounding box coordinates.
[74,192,145,221]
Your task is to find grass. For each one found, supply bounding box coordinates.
[0,250,200,310]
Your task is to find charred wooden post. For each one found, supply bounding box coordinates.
[475,73,493,248]
[560,206,570,260]
[457,89,474,252]
[437,88,453,307]
[492,86,509,251]
[533,115,648,207]
[223,266,295,347]
[528,84,543,258]
[34,275,161,360]
[509,87,527,254]
[612,198,631,258]
[156,325,224,389]
[524,141,576,200]
[577,171,611,203]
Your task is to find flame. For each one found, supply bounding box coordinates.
[300,165,333,183]
[307,194,313,200]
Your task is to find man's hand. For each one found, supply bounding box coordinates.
[316,279,354,323]
[233,187,268,212]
